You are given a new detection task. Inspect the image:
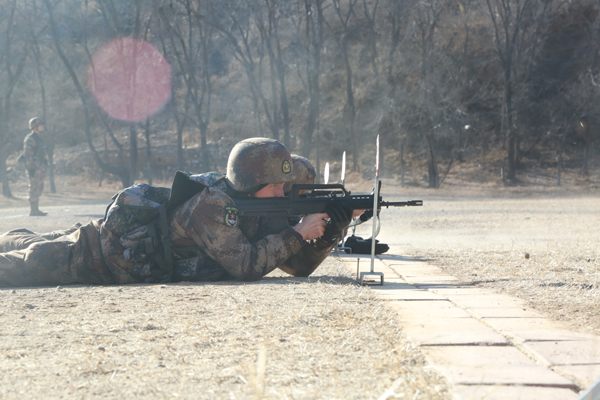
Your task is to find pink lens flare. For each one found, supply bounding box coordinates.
[88,37,171,122]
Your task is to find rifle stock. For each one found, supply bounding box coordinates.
[233,183,422,218]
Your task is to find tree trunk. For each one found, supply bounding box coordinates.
[342,36,359,173]
[426,133,439,188]
[315,125,320,184]
[557,148,562,186]
[400,139,405,187]
[303,83,319,158]
[302,0,323,158]
[45,0,130,187]
[34,43,55,193]
[504,68,517,182]
[0,98,12,198]
[582,143,591,177]
[176,116,185,171]
[129,126,138,186]
[47,134,56,193]
[200,124,211,172]
[144,120,153,185]
[275,37,291,149]
[0,145,11,198]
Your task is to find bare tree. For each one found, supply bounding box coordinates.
[413,0,448,188]
[255,0,294,148]
[24,0,57,193]
[157,30,191,172]
[203,0,287,144]
[0,1,30,198]
[361,0,380,77]
[482,0,547,183]
[331,0,360,171]
[44,0,160,187]
[301,0,325,158]
[158,0,215,172]
[385,0,411,84]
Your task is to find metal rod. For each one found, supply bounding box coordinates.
[370,135,380,273]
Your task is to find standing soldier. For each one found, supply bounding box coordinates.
[24,117,48,216]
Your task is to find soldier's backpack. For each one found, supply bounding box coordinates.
[103,171,226,282]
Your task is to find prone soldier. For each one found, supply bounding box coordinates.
[0,138,353,287]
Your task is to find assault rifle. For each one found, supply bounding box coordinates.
[233,183,422,218]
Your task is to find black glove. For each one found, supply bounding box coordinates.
[322,202,353,242]
[359,209,373,222]
[28,169,35,177]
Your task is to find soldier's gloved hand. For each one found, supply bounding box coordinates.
[322,202,353,242]
[359,209,373,222]
[28,169,35,177]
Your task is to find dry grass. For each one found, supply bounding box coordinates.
[371,189,600,336]
[0,259,450,400]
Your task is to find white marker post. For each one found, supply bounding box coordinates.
[334,154,352,256]
[341,151,346,187]
[360,135,384,285]
[324,162,330,185]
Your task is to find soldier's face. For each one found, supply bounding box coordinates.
[36,124,44,133]
[254,183,285,198]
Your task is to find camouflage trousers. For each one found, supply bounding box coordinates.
[0,220,232,287]
[27,167,46,202]
[0,220,115,287]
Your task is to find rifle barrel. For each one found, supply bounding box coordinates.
[381,200,423,207]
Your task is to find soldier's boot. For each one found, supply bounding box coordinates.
[29,200,47,217]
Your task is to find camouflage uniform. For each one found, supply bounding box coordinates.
[283,155,317,194]
[166,176,334,280]
[0,138,339,287]
[24,131,48,203]
[0,220,112,286]
[98,172,335,284]
[0,178,334,286]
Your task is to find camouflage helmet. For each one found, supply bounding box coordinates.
[283,155,316,194]
[226,137,295,193]
[29,117,44,130]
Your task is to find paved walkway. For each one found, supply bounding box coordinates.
[339,255,600,400]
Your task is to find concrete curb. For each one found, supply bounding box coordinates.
[339,254,600,400]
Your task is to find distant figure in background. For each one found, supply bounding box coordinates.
[283,155,318,228]
[283,155,317,195]
[282,155,387,254]
[23,117,48,216]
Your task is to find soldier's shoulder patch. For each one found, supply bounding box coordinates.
[282,159,292,174]
[223,205,239,227]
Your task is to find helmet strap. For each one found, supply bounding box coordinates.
[229,183,268,198]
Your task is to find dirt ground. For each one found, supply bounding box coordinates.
[353,179,600,335]
[0,177,450,400]
[1,173,600,398]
